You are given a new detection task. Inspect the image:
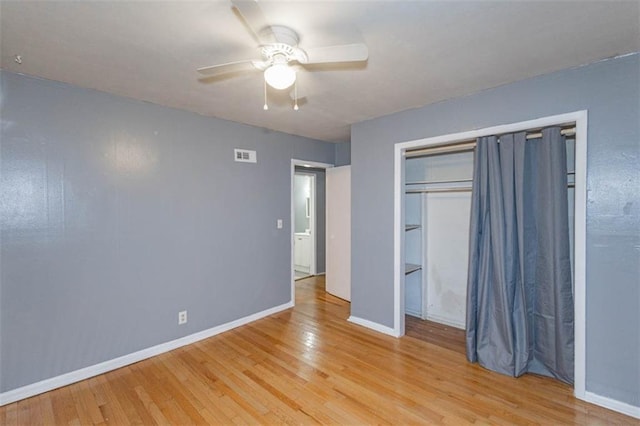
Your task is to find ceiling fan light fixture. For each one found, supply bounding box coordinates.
[264,63,296,90]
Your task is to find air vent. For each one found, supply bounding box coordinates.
[234,149,257,163]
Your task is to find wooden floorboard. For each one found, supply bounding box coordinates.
[405,315,467,355]
[1,275,636,425]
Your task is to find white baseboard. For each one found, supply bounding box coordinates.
[405,308,422,318]
[348,316,399,337]
[0,301,294,406]
[425,313,465,330]
[584,391,640,419]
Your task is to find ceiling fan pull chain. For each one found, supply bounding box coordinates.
[263,78,269,111]
[294,80,299,111]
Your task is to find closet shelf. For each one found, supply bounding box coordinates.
[405,224,421,231]
[405,263,422,275]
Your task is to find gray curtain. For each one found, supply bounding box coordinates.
[466,127,574,384]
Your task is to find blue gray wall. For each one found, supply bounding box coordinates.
[314,170,326,274]
[0,71,334,392]
[351,54,639,406]
[334,142,351,166]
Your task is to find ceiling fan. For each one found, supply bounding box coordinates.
[197,0,369,110]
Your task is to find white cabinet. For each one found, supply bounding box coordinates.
[294,233,311,273]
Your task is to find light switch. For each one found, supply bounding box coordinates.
[277,219,283,229]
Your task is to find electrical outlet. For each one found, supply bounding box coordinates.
[178,310,187,325]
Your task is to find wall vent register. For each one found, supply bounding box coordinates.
[234,149,257,163]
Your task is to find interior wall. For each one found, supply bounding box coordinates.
[294,174,310,233]
[351,54,639,406]
[423,192,471,328]
[334,142,351,166]
[0,71,335,393]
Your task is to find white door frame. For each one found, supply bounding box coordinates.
[393,111,588,399]
[291,159,333,304]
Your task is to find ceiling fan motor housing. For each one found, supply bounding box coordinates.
[259,26,308,64]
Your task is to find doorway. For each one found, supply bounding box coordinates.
[290,160,333,303]
[293,172,316,279]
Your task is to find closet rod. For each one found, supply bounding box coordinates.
[406,141,475,158]
[406,178,472,185]
[405,127,576,158]
[527,127,575,139]
[406,188,472,194]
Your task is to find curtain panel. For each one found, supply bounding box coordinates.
[466,127,574,384]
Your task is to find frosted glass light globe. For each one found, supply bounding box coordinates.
[264,64,296,90]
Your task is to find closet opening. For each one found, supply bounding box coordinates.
[404,150,474,331]
[393,111,587,399]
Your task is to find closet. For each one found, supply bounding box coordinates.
[404,151,473,328]
[403,136,576,330]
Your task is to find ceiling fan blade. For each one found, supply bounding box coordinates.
[301,43,369,64]
[197,60,258,76]
[231,0,277,44]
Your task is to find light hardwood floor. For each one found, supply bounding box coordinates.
[1,276,636,425]
[405,315,467,356]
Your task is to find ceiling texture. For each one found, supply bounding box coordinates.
[1,1,638,143]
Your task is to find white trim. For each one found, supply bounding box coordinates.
[310,174,316,275]
[290,159,333,304]
[348,316,400,337]
[424,313,465,330]
[572,111,588,400]
[0,301,293,406]
[393,111,588,400]
[584,392,640,419]
[405,309,422,318]
[393,142,405,336]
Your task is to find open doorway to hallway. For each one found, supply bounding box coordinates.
[290,160,332,303]
[293,171,317,280]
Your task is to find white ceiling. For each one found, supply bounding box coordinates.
[1,1,638,143]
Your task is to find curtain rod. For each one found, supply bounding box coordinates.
[406,172,575,187]
[406,182,575,194]
[405,127,576,158]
